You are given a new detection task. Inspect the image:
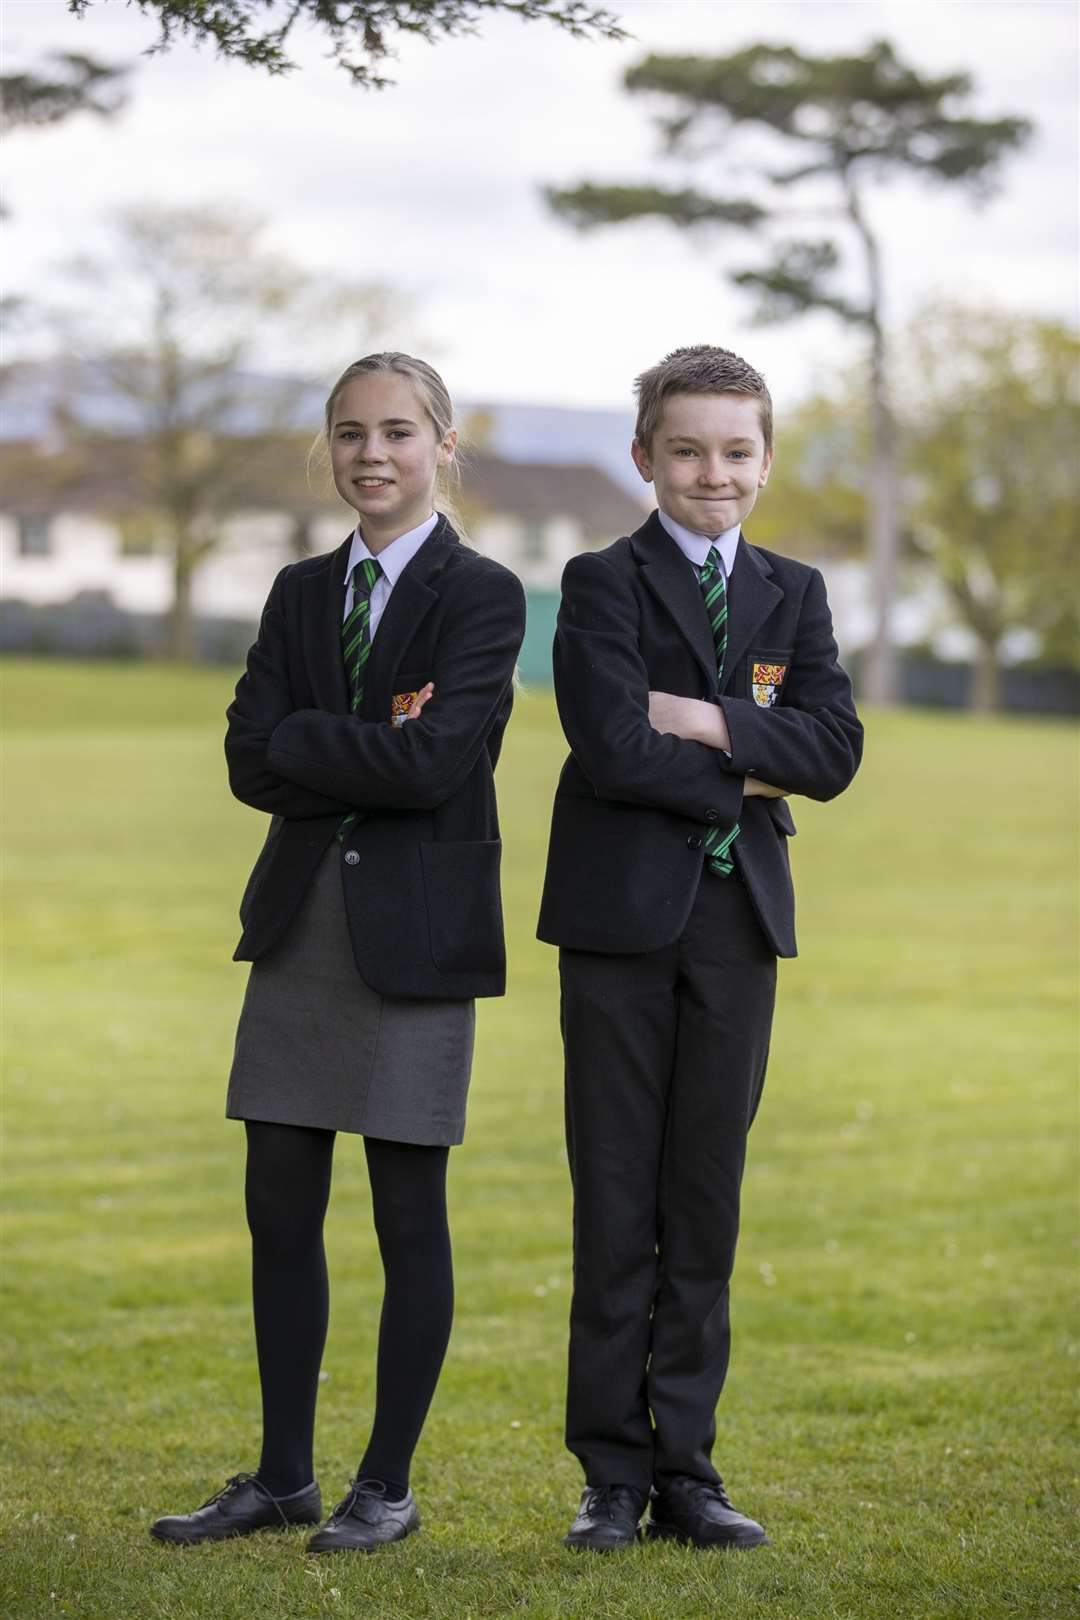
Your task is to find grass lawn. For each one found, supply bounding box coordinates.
[2,658,1077,1620]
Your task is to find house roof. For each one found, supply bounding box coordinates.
[0,435,648,538]
[464,451,646,539]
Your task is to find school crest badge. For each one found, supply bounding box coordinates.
[390,691,419,727]
[752,662,787,708]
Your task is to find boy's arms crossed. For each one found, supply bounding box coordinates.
[717,566,862,801]
[646,691,787,797]
[553,549,745,825]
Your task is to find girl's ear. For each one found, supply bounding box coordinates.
[438,428,459,467]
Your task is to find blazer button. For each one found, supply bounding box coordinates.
[687,834,702,850]
[704,808,720,823]
[344,849,361,866]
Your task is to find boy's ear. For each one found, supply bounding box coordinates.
[630,438,654,484]
[758,450,773,488]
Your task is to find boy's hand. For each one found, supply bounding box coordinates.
[648,691,731,751]
[403,682,435,721]
[742,776,788,799]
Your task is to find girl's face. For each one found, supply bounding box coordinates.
[329,371,456,547]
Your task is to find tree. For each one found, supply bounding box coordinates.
[0,50,127,132]
[744,389,867,565]
[900,303,1079,712]
[545,40,1032,704]
[67,0,624,86]
[54,204,397,659]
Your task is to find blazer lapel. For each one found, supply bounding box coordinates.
[631,513,717,688]
[301,533,353,714]
[721,537,783,692]
[361,517,456,722]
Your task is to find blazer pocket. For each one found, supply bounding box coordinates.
[419,840,504,975]
[742,646,795,707]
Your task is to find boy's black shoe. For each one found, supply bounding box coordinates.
[647,1476,769,1549]
[306,1478,420,1553]
[563,1484,648,1550]
[149,1473,322,1544]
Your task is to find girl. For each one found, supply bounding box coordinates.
[150,353,526,1554]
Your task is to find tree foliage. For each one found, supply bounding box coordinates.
[0,50,127,132]
[746,390,868,565]
[900,303,1079,707]
[67,0,624,87]
[551,40,1030,327]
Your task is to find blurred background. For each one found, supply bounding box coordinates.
[2,0,1078,709]
[3,6,1077,1619]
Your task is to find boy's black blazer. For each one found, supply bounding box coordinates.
[225,517,526,1000]
[537,512,862,958]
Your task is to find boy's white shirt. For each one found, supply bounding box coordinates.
[657,509,741,580]
[344,512,439,636]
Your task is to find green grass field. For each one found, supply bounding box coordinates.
[3,659,1077,1620]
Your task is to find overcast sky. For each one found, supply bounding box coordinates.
[5,0,1077,412]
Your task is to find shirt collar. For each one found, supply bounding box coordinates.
[346,511,439,587]
[657,508,741,577]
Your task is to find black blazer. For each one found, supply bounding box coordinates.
[537,512,863,958]
[226,518,526,999]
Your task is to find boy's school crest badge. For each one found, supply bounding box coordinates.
[752,662,788,708]
[390,691,419,727]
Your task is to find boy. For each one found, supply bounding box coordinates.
[537,345,862,1551]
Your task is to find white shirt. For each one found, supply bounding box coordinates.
[657,509,741,582]
[343,512,439,636]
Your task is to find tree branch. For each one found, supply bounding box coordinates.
[67,0,626,86]
[1,51,128,132]
[544,181,765,231]
[731,240,869,326]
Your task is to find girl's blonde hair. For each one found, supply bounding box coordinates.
[320,351,465,529]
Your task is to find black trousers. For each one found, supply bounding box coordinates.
[560,869,777,1492]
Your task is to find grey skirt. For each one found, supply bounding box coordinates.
[226,843,475,1144]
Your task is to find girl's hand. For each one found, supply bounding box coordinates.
[404,682,435,721]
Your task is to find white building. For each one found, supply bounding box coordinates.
[0,438,648,626]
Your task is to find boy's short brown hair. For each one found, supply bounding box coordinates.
[634,345,773,455]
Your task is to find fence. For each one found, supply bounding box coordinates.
[2,592,1076,716]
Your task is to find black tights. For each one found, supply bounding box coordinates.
[243,1120,453,1498]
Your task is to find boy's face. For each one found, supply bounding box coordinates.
[631,392,772,537]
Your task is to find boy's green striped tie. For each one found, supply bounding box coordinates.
[698,546,740,877]
[337,557,381,842]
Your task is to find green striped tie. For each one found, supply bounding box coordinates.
[337,556,381,842]
[698,546,740,877]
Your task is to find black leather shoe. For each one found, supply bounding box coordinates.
[563,1484,648,1551]
[149,1473,322,1545]
[306,1478,420,1553]
[647,1475,769,1549]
